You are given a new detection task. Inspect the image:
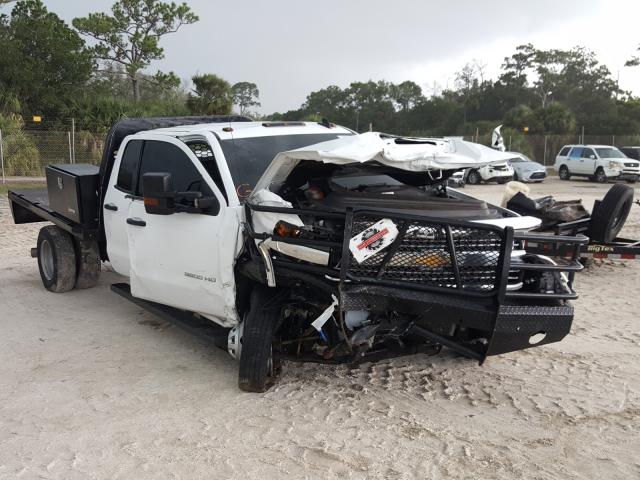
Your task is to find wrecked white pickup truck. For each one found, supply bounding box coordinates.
[9,117,587,392]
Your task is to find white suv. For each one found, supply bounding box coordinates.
[554,145,640,183]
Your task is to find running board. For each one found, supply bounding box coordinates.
[110,283,229,349]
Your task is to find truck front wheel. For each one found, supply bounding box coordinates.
[238,286,282,392]
[37,226,77,293]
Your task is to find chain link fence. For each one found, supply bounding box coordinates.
[1,129,104,180]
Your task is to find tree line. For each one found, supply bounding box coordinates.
[1,0,640,143]
[0,0,260,134]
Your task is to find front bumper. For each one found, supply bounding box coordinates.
[605,167,640,179]
[340,284,574,362]
[485,174,514,183]
[521,170,547,182]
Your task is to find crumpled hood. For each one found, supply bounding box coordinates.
[253,132,517,192]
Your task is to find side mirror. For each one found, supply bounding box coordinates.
[142,172,221,216]
[142,172,175,215]
[589,154,596,159]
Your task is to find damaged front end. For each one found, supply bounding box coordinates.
[240,200,587,365]
[234,132,587,366]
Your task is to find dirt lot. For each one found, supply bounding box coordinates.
[1,178,639,480]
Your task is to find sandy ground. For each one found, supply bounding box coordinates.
[1,178,639,480]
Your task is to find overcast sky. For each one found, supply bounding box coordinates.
[34,0,640,113]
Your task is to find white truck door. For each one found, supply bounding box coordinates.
[103,138,144,276]
[126,136,241,327]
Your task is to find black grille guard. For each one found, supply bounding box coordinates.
[245,203,588,303]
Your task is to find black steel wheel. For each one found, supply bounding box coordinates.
[589,184,634,243]
[37,226,77,293]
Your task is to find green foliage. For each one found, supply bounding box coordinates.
[187,74,232,115]
[533,102,576,134]
[0,113,41,175]
[625,43,639,67]
[73,0,198,101]
[0,0,93,118]
[232,82,260,116]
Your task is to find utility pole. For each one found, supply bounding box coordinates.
[71,118,76,163]
[68,132,72,163]
[0,129,5,184]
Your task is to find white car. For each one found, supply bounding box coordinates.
[554,145,640,183]
[465,161,514,185]
[508,152,547,183]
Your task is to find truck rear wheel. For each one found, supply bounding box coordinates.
[74,238,101,289]
[37,226,77,293]
[238,286,282,392]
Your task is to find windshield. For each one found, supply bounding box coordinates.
[220,133,346,198]
[508,157,526,163]
[595,147,626,159]
[332,174,403,190]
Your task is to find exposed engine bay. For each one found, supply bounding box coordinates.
[237,158,583,367]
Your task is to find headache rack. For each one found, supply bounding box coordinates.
[244,203,588,303]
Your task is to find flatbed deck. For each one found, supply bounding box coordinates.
[8,189,99,241]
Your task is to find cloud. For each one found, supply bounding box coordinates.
[44,0,640,112]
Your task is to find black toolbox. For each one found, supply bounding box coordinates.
[45,164,100,226]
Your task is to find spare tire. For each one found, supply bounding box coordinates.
[589,184,634,242]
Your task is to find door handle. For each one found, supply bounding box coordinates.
[126,217,146,227]
[104,203,118,211]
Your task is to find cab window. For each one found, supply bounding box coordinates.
[116,140,143,193]
[137,140,213,198]
[559,146,571,156]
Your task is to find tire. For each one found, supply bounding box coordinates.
[594,167,607,183]
[37,226,77,293]
[73,238,101,289]
[559,165,570,180]
[589,184,634,243]
[626,177,638,184]
[513,172,519,182]
[497,178,509,184]
[467,170,481,185]
[238,286,282,392]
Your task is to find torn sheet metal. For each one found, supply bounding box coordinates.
[311,295,339,332]
[251,189,329,266]
[254,132,517,192]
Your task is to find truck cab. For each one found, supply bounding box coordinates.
[102,121,353,327]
